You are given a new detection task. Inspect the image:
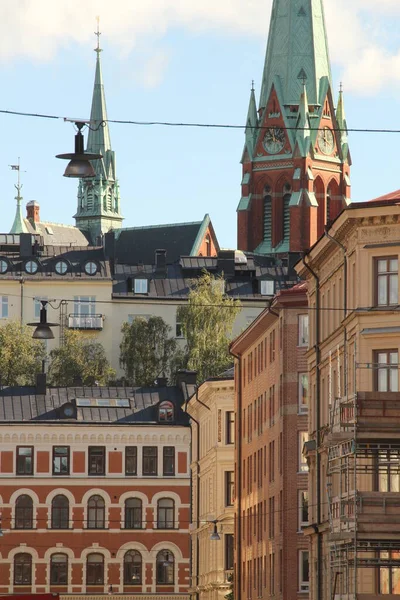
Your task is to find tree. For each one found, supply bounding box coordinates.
[0,321,46,386]
[119,316,178,386]
[177,272,241,383]
[48,330,115,386]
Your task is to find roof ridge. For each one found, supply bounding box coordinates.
[120,220,203,232]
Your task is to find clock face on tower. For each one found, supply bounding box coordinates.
[263,127,285,154]
[317,127,334,155]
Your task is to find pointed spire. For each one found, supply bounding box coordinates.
[9,161,28,234]
[295,83,311,157]
[245,83,258,155]
[336,83,348,145]
[259,0,332,109]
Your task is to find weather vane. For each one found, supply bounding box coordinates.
[9,158,26,199]
[95,16,102,54]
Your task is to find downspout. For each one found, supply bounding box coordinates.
[20,278,24,326]
[324,227,348,395]
[302,254,322,600]
[230,347,242,600]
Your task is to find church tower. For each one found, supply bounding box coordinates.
[74,28,123,243]
[237,0,351,254]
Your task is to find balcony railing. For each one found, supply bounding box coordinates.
[68,314,103,330]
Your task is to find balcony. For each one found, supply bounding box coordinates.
[68,314,103,330]
[330,392,400,436]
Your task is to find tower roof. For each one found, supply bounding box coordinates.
[10,193,28,234]
[87,50,112,162]
[259,0,332,109]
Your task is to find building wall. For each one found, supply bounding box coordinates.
[231,288,309,600]
[0,424,190,598]
[186,379,235,600]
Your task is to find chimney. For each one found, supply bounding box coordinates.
[155,249,167,275]
[20,232,33,258]
[104,231,116,261]
[26,201,40,224]
[217,250,235,278]
[36,373,47,396]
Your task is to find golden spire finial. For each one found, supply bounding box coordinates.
[95,16,102,54]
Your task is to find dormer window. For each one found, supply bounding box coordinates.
[261,280,275,296]
[134,279,149,294]
[159,401,174,423]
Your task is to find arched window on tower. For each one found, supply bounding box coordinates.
[263,185,272,246]
[282,183,292,245]
[314,178,326,239]
[326,187,331,226]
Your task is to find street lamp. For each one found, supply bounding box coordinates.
[210,520,221,541]
[28,300,59,340]
[56,121,102,178]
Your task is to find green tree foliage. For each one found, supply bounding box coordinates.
[177,272,241,383]
[48,330,115,386]
[119,316,178,386]
[225,573,234,600]
[0,321,46,386]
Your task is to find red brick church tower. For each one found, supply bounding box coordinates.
[237,0,351,255]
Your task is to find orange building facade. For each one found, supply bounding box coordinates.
[231,285,310,600]
[0,381,193,600]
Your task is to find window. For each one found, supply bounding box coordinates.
[379,551,400,593]
[225,471,235,506]
[84,261,98,276]
[24,259,38,274]
[377,451,400,492]
[50,554,68,585]
[134,278,148,294]
[163,447,175,476]
[299,432,309,472]
[225,534,234,570]
[298,373,309,413]
[299,490,309,528]
[14,553,32,585]
[143,446,158,475]
[74,296,96,317]
[87,495,105,529]
[375,350,399,392]
[157,498,175,529]
[124,550,142,585]
[1,295,8,318]
[127,313,151,324]
[156,550,174,584]
[52,446,70,475]
[376,257,398,306]
[51,495,69,529]
[15,495,33,529]
[16,446,34,475]
[88,446,106,475]
[176,316,183,338]
[226,411,235,444]
[0,259,8,274]
[298,314,309,346]
[261,280,275,296]
[159,401,174,422]
[299,550,310,592]
[125,446,137,475]
[86,553,104,585]
[269,496,275,538]
[55,260,68,275]
[125,498,142,529]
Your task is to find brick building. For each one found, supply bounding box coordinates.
[230,284,309,600]
[0,374,195,599]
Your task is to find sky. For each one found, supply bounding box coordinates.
[1,0,400,248]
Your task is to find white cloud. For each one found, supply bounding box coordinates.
[0,0,399,95]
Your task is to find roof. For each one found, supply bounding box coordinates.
[115,215,213,265]
[368,190,400,203]
[0,385,190,425]
[24,219,89,246]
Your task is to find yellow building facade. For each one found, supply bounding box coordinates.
[186,375,235,600]
[297,196,400,600]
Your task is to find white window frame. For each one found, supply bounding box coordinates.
[74,296,96,316]
[299,432,309,473]
[298,490,309,529]
[299,550,310,592]
[175,315,184,338]
[298,373,309,414]
[134,279,148,294]
[298,314,309,347]
[260,280,275,296]
[1,296,8,318]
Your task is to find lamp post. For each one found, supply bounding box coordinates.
[56,120,103,178]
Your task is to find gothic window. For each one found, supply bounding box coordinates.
[51,495,69,529]
[14,553,32,585]
[156,550,174,584]
[326,187,331,224]
[263,186,272,245]
[15,495,33,529]
[124,550,142,585]
[283,192,291,244]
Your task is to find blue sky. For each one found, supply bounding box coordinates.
[1,0,400,248]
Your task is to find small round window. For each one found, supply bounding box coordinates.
[0,259,8,274]
[25,260,38,274]
[55,260,68,275]
[84,261,98,276]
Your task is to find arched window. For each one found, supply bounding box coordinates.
[157,498,175,529]
[125,498,142,529]
[283,192,291,243]
[87,495,105,529]
[263,192,272,245]
[50,554,68,585]
[14,553,32,585]
[51,495,69,529]
[15,495,33,529]
[156,550,174,584]
[86,553,104,585]
[205,235,211,257]
[123,550,142,585]
[158,401,174,423]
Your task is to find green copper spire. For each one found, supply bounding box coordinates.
[295,83,311,157]
[336,84,349,152]
[259,0,332,109]
[244,83,258,159]
[74,22,123,243]
[9,162,28,234]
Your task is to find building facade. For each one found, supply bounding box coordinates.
[0,375,196,599]
[230,285,309,600]
[297,192,400,600]
[238,0,351,255]
[186,372,235,600]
